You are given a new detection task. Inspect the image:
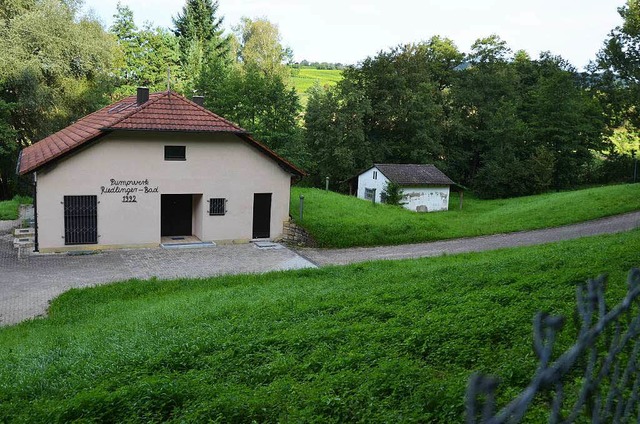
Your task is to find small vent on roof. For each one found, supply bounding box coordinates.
[193,96,204,106]
[137,87,149,105]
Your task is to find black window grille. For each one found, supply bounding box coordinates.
[209,198,226,215]
[165,145,186,161]
[63,195,98,245]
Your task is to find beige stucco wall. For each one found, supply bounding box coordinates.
[35,132,294,250]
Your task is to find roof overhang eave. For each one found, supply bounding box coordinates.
[98,127,248,134]
[17,132,109,176]
[15,150,23,175]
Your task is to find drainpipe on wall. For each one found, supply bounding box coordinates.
[33,172,38,252]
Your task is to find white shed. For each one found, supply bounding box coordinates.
[355,164,456,212]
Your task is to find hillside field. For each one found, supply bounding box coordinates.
[0,230,638,422]
[290,66,343,105]
[291,184,640,248]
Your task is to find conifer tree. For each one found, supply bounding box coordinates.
[173,0,229,62]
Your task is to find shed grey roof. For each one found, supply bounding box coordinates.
[374,164,455,186]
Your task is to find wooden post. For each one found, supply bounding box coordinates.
[459,190,464,210]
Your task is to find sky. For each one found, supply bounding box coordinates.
[83,0,625,70]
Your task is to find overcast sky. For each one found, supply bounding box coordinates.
[83,0,624,70]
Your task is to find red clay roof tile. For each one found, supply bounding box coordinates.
[18,91,304,177]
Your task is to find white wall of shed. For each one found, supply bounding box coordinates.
[401,186,450,212]
[356,167,388,203]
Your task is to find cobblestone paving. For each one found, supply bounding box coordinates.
[0,235,315,326]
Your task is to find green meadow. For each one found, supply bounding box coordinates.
[290,66,343,105]
[0,230,638,422]
[291,184,640,248]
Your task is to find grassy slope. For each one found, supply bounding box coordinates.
[0,196,31,220]
[292,184,640,248]
[0,230,638,422]
[290,66,342,106]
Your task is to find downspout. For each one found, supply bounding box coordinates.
[33,172,38,252]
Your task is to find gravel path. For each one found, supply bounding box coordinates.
[296,211,640,266]
[0,219,19,234]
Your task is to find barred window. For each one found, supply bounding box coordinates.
[63,195,98,245]
[209,198,226,215]
[364,188,375,200]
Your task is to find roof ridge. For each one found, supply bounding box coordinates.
[168,92,247,133]
[104,91,169,130]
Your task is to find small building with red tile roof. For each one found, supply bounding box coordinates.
[355,164,456,212]
[18,89,305,252]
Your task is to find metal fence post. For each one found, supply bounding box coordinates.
[325,176,329,191]
[299,195,304,221]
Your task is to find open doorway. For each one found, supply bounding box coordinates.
[161,194,192,237]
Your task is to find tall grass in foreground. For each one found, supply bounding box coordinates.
[0,230,638,422]
[291,184,640,247]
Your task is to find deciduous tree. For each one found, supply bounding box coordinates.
[0,0,117,198]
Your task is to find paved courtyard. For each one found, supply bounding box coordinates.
[0,232,315,326]
[1,210,639,327]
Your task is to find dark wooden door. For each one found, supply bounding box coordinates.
[252,193,272,239]
[161,194,192,236]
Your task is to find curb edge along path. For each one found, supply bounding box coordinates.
[296,211,640,266]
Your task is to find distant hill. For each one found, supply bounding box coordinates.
[290,66,343,106]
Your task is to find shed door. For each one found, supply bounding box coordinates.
[252,193,272,239]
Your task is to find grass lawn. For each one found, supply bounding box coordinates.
[290,66,342,106]
[0,195,31,220]
[291,184,640,248]
[0,230,638,422]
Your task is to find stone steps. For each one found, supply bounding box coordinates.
[14,227,35,237]
[13,227,35,258]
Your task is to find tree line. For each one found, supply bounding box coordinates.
[0,0,638,200]
[305,4,640,198]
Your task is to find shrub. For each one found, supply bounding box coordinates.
[381,181,405,205]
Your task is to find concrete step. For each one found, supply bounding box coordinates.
[13,237,34,248]
[14,227,35,237]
